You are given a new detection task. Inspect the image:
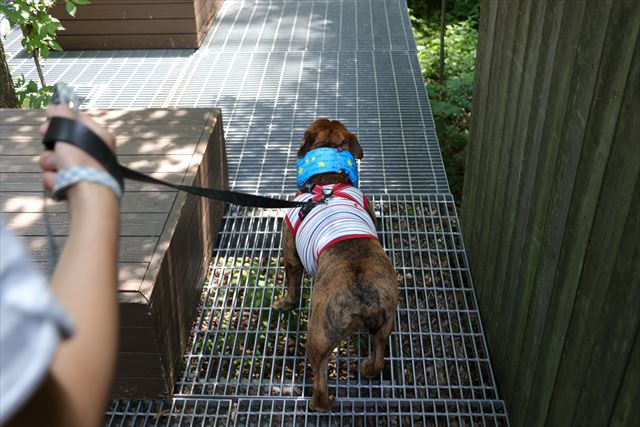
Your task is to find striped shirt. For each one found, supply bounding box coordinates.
[285,184,378,276]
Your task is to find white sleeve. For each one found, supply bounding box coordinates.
[0,218,74,426]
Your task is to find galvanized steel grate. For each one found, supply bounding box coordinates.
[5,0,449,195]
[233,399,508,426]
[106,398,508,426]
[106,195,508,425]
[105,399,232,427]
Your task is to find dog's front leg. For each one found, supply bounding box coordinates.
[272,225,303,311]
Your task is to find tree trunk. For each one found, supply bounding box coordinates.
[439,0,446,100]
[33,48,46,87]
[0,39,18,108]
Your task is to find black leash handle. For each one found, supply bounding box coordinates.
[43,117,310,209]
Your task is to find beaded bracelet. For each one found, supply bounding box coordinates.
[53,166,123,202]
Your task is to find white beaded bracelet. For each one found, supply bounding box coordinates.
[53,166,123,201]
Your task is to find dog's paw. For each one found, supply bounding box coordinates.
[361,358,382,378]
[271,297,298,312]
[309,394,335,412]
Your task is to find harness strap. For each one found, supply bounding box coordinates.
[297,184,335,222]
[43,117,312,209]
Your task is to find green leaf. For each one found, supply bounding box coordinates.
[65,1,76,16]
[72,0,91,5]
[0,17,11,38]
[46,21,62,34]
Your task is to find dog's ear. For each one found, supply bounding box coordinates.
[347,132,363,160]
[298,130,315,157]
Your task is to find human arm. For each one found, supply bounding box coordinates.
[6,105,120,427]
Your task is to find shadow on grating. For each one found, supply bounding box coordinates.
[234,399,509,427]
[106,398,508,427]
[105,399,232,427]
[106,195,507,426]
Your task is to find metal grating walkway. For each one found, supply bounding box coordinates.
[5,0,448,194]
[6,0,508,425]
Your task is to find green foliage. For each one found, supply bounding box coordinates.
[0,0,89,108]
[408,1,479,202]
[1,0,61,59]
[14,73,52,108]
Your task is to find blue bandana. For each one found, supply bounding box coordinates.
[296,148,359,189]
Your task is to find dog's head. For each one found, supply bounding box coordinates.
[298,119,363,160]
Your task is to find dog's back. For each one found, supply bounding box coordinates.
[314,239,397,338]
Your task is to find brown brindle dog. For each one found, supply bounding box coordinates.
[272,118,399,412]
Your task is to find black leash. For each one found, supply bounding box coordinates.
[43,117,310,209]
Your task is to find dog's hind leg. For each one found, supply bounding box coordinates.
[361,314,394,378]
[272,225,303,311]
[307,305,338,412]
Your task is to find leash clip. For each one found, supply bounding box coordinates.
[50,83,80,114]
[297,186,333,222]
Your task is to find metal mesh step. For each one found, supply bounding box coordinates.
[106,195,508,425]
[107,398,508,426]
[233,399,508,426]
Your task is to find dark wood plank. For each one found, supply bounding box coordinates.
[118,297,152,328]
[60,19,197,36]
[1,123,204,145]
[50,0,221,50]
[471,1,510,308]
[111,377,169,399]
[2,138,202,156]
[496,0,565,386]
[484,0,533,332]
[115,353,165,378]
[609,329,640,426]
[1,191,177,213]
[29,262,147,291]
[507,1,589,418]
[56,34,199,50]
[522,1,620,422]
[1,172,184,192]
[144,110,225,393]
[62,3,196,20]
[477,1,525,361]
[57,0,193,4]
[3,212,166,236]
[119,327,162,353]
[464,1,639,425]
[572,173,640,426]
[490,0,545,366]
[0,108,211,125]
[545,3,640,420]
[24,235,158,263]
[462,0,499,284]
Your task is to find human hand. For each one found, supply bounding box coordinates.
[38,104,117,193]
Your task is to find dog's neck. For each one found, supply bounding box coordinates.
[305,172,352,187]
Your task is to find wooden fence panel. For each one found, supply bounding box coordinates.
[462,1,640,425]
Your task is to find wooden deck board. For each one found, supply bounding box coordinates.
[50,0,224,49]
[1,108,228,398]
